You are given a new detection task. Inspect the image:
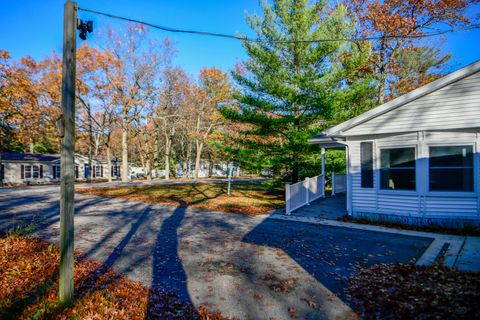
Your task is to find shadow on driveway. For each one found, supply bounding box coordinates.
[243,218,433,301]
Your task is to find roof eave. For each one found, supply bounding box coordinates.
[323,59,480,136]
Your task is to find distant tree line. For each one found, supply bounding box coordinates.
[1,0,477,183]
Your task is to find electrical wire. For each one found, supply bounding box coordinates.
[78,7,480,43]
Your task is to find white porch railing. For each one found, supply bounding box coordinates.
[285,174,325,215]
[332,173,346,195]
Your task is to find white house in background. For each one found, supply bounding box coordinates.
[175,160,236,178]
[309,60,480,227]
[0,152,123,185]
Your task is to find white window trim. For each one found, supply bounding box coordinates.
[426,142,477,197]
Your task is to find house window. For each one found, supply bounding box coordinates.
[112,165,119,177]
[429,146,473,192]
[361,142,374,188]
[25,165,32,179]
[32,165,40,179]
[55,165,61,179]
[380,147,416,190]
[95,165,101,177]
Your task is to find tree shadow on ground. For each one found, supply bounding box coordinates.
[242,218,434,302]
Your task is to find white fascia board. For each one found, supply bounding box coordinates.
[323,60,480,137]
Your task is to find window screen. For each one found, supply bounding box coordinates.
[429,146,473,192]
[380,148,416,190]
[361,142,374,188]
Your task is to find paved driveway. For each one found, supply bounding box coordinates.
[0,186,433,320]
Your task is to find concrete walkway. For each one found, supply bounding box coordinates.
[0,185,437,319]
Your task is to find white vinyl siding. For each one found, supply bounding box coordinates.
[344,72,480,136]
[349,141,377,211]
[347,131,480,219]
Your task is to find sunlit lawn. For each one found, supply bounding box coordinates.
[77,182,284,215]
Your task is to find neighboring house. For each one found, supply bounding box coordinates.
[310,60,480,227]
[0,152,122,184]
[175,160,239,178]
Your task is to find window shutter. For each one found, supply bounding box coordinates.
[361,142,374,188]
[40,165,43,178]
[93,165,96,178]
[101,165,103,177]
[53,166,56,179]
[21,165,25,179]
[118,166,121,177]
[0,164,4,180]
[111,166,113,177]
[75,166,78,179]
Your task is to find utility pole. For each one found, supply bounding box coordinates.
[59,0,77,306]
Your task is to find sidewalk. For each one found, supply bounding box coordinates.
[269,213,480,271]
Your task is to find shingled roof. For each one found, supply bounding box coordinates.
[0,152,60,162]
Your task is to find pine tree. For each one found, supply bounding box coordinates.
[222,0,374,182]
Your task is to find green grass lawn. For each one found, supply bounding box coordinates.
[77,181,285,215]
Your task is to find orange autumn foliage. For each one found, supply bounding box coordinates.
[0,234,228,320]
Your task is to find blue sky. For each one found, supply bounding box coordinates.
[1,0,479,77]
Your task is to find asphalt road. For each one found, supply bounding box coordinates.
[0,185,433,320]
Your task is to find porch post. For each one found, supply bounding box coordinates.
[331,172,335,196]
[321,147,325,197]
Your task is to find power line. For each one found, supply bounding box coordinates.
[78,7,480,43]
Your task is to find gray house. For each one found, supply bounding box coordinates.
[310,60,480,227]
[0,152,122,185]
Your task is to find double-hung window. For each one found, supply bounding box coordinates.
[25,166,32,179]
[429,146,473,192]
[380,147,416,190]
[95,165,101,177]
[32,165,40,179]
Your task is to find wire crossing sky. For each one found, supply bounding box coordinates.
[78,6,480,43]
[1,0,479,75]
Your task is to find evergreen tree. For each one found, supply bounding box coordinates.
[222,0,374,182]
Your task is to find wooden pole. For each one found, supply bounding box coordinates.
[59,0,77,306]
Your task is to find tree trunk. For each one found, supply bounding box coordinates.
[94,133,100,156]
[153,133,159,179]
[106,145,112,183]
[29,142,34,154]
[87,105,93,182]
[121,114,129,182]
[292,163,299,184]
[146,140,152,180]
[378,69,386,105]
[193,140,203,179]
[164,136,171,180]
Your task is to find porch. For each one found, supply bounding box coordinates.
[289,193,347,220]
[285,135,348,219]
